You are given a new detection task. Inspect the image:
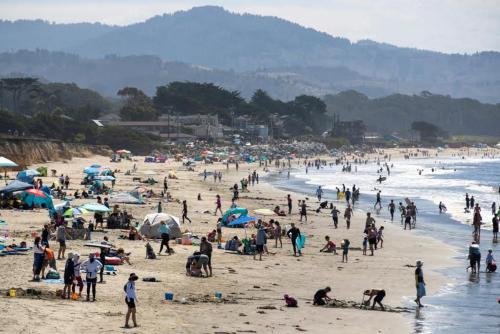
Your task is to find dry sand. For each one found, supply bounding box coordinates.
[0,151,464,333]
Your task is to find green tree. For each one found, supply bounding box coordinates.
[118,87,157,121]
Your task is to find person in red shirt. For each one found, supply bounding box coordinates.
[320,236,336,254]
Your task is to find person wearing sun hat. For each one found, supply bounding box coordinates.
[124,273,139,328]
[415,260,426,307]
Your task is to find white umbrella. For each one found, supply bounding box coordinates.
[0,157,18,168]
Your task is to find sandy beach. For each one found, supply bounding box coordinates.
[0,150,466,334]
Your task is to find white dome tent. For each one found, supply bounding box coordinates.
[140,213,182,239]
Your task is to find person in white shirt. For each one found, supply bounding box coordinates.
[81,253,102,301]
[124,273,139,328]
[72,253,84,297]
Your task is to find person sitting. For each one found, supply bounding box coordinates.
[207,229,217,243]
[320,236,337,254]
[116,248,132,265]
[128,226,141,240]
[284,294,298,307]
[486,249,496,273]
[225,236,242,252]
[274,206,286,216]
[82,189,89,199]
[364,289,386,310]
[313,286,332,306]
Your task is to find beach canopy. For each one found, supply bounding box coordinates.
[64,207,91,217]
[116,149,131,154]
[109,192,144,204]
[253,208,276,216]
[0,157,18,168]
[140,213,182,239]
[80,203,111,212]
[222,207,248,224]
[228,215,257,227]
[0,180,34,194]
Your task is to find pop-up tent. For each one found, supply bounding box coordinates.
[0,180,34,194]
[140,213,182,239]
[17,169,39,183]
[109,192,144,204]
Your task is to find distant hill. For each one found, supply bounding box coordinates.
[324,91,500,136]
[0,50,346,100]
[1,6,499,102]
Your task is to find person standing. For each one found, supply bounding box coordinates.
[492,214,499,242]
[316,186,323,202]
[56,223,67,260]
[342,239,350,263]
[274,221,282,248]
[182,200,192,223]
[374,191,382,210]
[163,177,168,191]
[470,196,475,209]
[415,260,426,308]
[124,273,139,328]
[287,223,301,256]
[41,224,50,247]
[300,200,307,222]
[199,237,213,276]
[72,253,84,297]
[158,221,171,255]
[254,225,267,261]
[32,236,45,281]
[388,200,396,221]
[344,205,353,229]
[82,253,102,302]
[63,253,75,299]
[216,218,222,246]
[367,227,377,256]
[99,246,108,283]
[287,194,293,215]
[465,193,470,209]
[157,201,162,213]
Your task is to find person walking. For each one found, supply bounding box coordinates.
[374,191,382,210]
[331,206,340,229]
[182,200,192,223]
[254,225,267,261]
[82,253,102,302]
[287,223,301,256]
[344,205,353,229]
[415,260,426,308]
[274,221,282,248]
[158,221,171,255]
[215,195,223,216]
[124,273,139,328]
[492,214,499,242]
[56,223,67,260]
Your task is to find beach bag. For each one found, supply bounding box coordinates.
[46,269,60,279]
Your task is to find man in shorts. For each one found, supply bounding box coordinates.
[56,223,67,260]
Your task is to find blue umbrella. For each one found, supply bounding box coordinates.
[0,180,34,194]
[18,169,40,177]
[227,216,257,227]
[83,167,101,175]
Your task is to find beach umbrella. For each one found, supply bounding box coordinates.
[64,207,91,217]
[84,167,101,175]
[253,208,276,216]
[116,149,131,154]
[25,188,48,198]
[0,180,34,194]
[0,157,18,168]
[80,203,111,212]
[20,189,53,209]
[94,175,116,181]
[18,169,40,178]
[228,216,257,227]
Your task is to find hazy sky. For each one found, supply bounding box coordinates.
[1,0,499,54]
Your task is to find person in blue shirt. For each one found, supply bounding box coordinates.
[158,221,171,255]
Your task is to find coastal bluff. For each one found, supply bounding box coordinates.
[0,136,111,167]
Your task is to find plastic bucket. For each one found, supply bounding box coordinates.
[165,292,174,300]
[9,289,16,297]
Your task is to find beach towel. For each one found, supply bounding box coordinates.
[42,279,64,284]
[296,234,306,250]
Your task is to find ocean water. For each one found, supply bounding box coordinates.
[267,157,500,334]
